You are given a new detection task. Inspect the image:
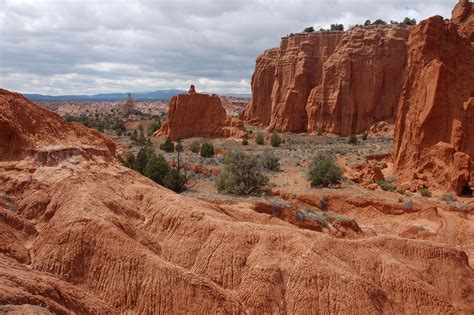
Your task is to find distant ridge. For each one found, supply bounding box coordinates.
[25,90,252,101]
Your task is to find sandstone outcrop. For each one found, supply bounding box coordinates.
[393,0,474,195]
[242,26,409,135]
[155,93,247,140]
[1,88,474,313]
[0,89,115,160]
[240,48,279,126]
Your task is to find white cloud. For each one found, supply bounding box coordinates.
[0,0,455,95]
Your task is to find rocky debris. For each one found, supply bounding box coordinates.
[393,0,474,195]
[155,93,247,140]
[1,88,474,313]
[241,26,410,135]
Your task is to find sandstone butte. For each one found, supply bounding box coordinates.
[155,92,247,140]
[2,87,474,312]
[241,24,410,135]
[393,0,474,195]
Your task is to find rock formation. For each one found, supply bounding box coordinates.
[0,89,115,160]
[1,88,474,313]
[240,48,279,126]
[242,26,409,135]
[121,93,135,115]
[155,93,247,140]
[393,0,474,195]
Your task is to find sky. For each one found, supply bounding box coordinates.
[0,0,456,95]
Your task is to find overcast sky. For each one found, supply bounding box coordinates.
[0,0,455,95]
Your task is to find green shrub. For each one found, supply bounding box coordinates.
[163,169,187,193]
[260,150,280,171]
[308,154,343,187]
[175,141,184,153]
[304,26,315,33]
[160,137,174,152]
[216,152,269,195]
[255,133,265,145]
[270,133,282,147]
[376,180,395,192]
[200,142,215,158]
[420,188,432,198]
[348,133,358,145]
[361,132,368,141]
[143,153,171,185]
[440,193,457,204]
[242,138,249,145]
[147,120,162,136]
[190,141,200,153]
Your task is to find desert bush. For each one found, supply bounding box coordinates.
[160,137,174,152]
[319,195,328,209]
[405,200,415,209]
[376,180,395,192]
[190,141,200,153]
[271,133,282,147]
[216,152,269,195]
[440,193,457,203]
[260,150,280,171]
[348,133,358,145]
[175,141,184,153]
[420,188,432,198]
[162,169,187,193]
[242,138,249,145]
[304,26,315,32]
[308,154,343,187]
[255,133,265,145]
[147,120,161,136]
[361,132,368,141]
[200,142,214,158]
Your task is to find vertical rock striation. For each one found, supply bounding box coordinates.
[242,26,410,135]
[393,0,474,194]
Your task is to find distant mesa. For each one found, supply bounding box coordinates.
[155,88,247,140]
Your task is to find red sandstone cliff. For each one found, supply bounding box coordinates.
[393,0,474,195]
[242,26,409,135]
[156,93,247,140]
[2,88,474,313]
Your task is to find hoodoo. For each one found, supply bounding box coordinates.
[155,91,247,140]
[393,0,474,195]
[242,25,410,135]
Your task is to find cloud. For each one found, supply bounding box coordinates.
[0,0,455,95]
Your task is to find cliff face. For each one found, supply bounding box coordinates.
[268,32,343,132]
[156,93,246,140]
[306,27,408,134]
[2,88,474,313]
[242,26,409,135]
[240,48,278,126]
[393,1,474,195]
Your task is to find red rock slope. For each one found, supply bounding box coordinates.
[393,0,474,195]
[1,88,474,313]
[242,26,409,135]
[156,93,247,140]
